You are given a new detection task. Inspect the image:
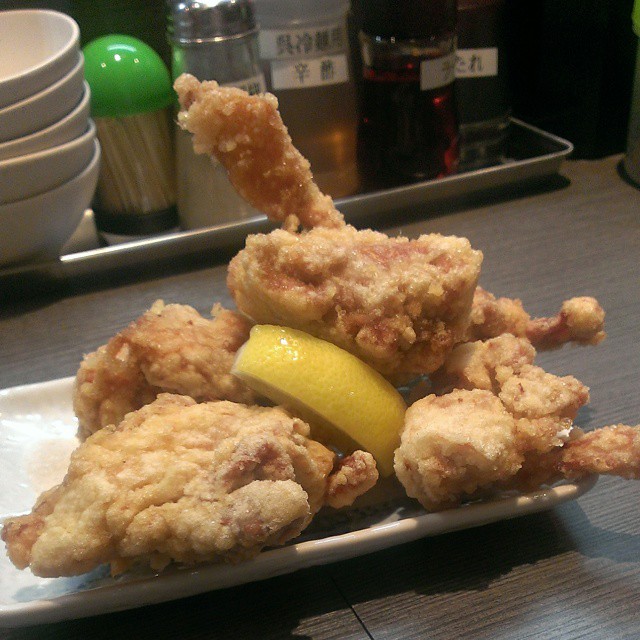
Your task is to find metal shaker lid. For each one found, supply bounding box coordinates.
[168,0,257,43]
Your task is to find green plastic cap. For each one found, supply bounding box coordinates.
[83,35,172,118]
[634,0,640,37]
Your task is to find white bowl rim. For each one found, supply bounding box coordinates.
[0,50,84,118]
[0,118,96,170]
[0,137,100,215]
[0,9,80,88]
[0,81,90,157]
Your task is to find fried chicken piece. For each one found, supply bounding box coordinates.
[430,333,536,395]
[497,364,590,422]
[73,301,256,439]
[174,75,483,378]
[228,225,482,377]
[559,424,640,480]
[467,287,606,349]
[395,389,639,511]
[397,356,590,510]
[395,390,524,511]
[174,73,344,230]
[429,333,590,422]
[2,395,378,577]
[325,451,379,509]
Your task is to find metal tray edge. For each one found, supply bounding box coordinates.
[0,120,573,288]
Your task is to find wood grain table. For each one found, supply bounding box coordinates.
[1,155,639,639]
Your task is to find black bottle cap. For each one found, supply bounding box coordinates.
[360,0,457,40]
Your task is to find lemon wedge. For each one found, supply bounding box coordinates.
[232,325,406,476]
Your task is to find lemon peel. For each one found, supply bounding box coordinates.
[232,325,406,476]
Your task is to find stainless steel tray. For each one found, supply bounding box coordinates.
[1,119,572,292]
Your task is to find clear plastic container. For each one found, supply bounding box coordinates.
[253,0,360,197]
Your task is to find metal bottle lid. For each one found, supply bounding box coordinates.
[168,0,257,44]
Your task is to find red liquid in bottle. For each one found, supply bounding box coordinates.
[359,59,459,187]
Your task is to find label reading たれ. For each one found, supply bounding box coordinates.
[420,53,456,91]
[455,48,499,78]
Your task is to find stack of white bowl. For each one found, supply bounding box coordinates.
[0,9,100,267]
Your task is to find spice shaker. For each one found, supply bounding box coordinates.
[83,35,177,243]
[168,0,265,229]
[456,0,510,169]
[356,0,459,188]
[253,0,361,198]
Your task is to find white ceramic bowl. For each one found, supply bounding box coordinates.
[0,10,80,109]
[0,81,90,161]
[0,139,100,266]
[0,52,84,143]
[0,118,96,204]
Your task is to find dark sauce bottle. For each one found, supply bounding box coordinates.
[357,0,459,188]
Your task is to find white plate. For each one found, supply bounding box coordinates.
[0,377,597,628]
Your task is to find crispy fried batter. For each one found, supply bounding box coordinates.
[3,395,376,577]
[175,75,483,378]
[497,364,589,422]
[395,386,639,511]
[395,390,524,511]
[468,288,606,349]
[73,301,256,439]
[3,395,380,577]
[430,333,536,395]
[174,73,344,230]
[325,451,379,509]
[228,226,482,377]
[559,424,640,479]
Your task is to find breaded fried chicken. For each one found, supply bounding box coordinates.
[228,226,482,377]
[430,333,537,395]
[174,74,483,378]
[174,73,344,230]
[467,287,606,349]
[2,394,378,577]
[73,301,256,439]
[395,387,639,511]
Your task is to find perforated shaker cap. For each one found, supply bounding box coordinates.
[168,0,257,43]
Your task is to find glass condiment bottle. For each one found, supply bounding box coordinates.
[456,0,511,169]
[253,0,361,198]
[357,0,459,188]
[168,0,265,229]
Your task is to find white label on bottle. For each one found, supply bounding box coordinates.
[455,48,499,78]
[270,54,349,90]
[420,53,456,91]
[222,74,267,95]
[258,24,346,59]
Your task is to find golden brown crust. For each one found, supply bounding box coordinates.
[467,288,606,349]
[73,301,256,438]
[560,424,640,479]
[174,74,344,230]
[228,227,482,377]
[3,396,332,576]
